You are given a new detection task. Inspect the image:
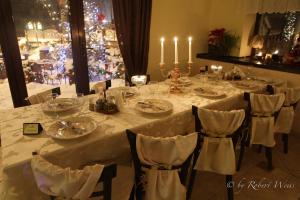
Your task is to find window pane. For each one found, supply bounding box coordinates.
[0,45,14,109]
[10,0,76,98]
[83,0,125,87]
[254,12,300,64]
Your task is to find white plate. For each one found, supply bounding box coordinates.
[231,81,260,90]
[42,98,81,113]
[135,99,173,115]
[255,77,285,86]
[46,116,97,140]
[194,87,226,98]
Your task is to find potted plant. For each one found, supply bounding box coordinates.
[208,28,239,56]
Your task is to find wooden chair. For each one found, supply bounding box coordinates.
[240,92,283,170]
[25,87,61,106]
[267,85,300,154]
[126,129,198,200]
[31,152,117,200]
[190,106,246,200]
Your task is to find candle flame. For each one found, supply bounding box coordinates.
[188,37,192,41]
[174,37,178,42]
[160,37,165,42]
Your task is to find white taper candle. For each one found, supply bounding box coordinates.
[160,37,165,65]
[188,37,192,63]
[174,37,178,64]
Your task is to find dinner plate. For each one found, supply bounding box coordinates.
[46,116,97,140]
[231,81,260,90]
[42,98,81,113]
[194,87,226,98]
[135,99,173,115]
[255,77,285,86]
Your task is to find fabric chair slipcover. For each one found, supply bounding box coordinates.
[31,155,104,200]
[274,87,300,134]
[194,108,245,175]
[136,132,197,200]
[250,93,285,147]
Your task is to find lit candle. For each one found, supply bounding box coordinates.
[160,37,165,65]
[174,37,179,64]
[188,37,192,63]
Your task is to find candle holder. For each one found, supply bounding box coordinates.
[160,63,192,93]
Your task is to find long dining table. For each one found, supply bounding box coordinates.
[0,76,272,199]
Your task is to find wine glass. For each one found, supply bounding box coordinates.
[73,93,85,116]
[131,75,147,94]
[46,93,60,121]
[148,81,159,96]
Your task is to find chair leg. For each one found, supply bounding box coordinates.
[265,147,273,170]
[257,145,263,153]
[282,134,288,154]
[225,175,234,200]
[237,140,245,171]
[103,179,112,200]
[187,169,197,200]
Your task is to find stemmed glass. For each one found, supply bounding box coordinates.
[73,93,85,116]
[46,93,60,121]
[148,81,159,96]
[131,75,147,94]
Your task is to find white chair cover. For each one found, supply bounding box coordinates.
[136,133,197,200]
[194,108,245,175]
[28,89,53,105]
[274,87,300,133]
[31,155,104,200]
[250,93,285,147]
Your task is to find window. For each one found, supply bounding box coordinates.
[10,0,75,98]
[253,12,300,64]
[83,0,124,84]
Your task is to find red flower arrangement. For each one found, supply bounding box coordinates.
[208,28,226,45]
[208,28,239,56]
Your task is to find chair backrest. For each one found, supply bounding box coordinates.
[90,80,111,94]
[31,152,116,200]
[244,92,285,116]
[269,85,300,108]
[192,105,246,139]
[25,87,61,105]
[126,129,198,200]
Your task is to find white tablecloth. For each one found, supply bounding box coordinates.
[0,77,263,199]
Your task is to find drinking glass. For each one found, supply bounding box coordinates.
[131,75,147,93]
[148,81,159,95]
[46,93,60,121]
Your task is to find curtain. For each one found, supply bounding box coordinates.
[112,0,152,83]
[238,0,300,14]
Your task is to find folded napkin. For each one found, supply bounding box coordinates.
[91,81,106,93]
[250,93,285,147]
[28,89,52,105]
[274,87,300,133]
[136,133,197,200]
[194,108,245,175]
[31,155,104,200]
[224,66,246,80]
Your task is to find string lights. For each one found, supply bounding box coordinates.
[283,11,296,42]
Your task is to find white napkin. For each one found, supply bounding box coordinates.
[136,133,197,200]
[28,89,52,105]
[194,108,245,175]
[31,155,104,200]
[250,93,285,147]
[91,81,106,93]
